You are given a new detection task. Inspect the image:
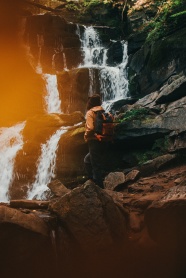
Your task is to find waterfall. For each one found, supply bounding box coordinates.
[63,53,68,71]
[0,122,25,202]
[29,32,62,114]
[80,26,106,67]
[44,74,62,114]
[78,26,128,107]
[37,34,44,70]
[27,127,68,200]
[89,68,96,96]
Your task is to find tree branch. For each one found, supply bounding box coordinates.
[122,0,128,21]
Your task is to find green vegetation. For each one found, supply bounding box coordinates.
[62,0,124,28]
[171,10,186,18]
[135,136,170,165]
[145,0,186,42]
[118,108,149,123]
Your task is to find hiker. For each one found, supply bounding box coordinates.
[84,94,114,189]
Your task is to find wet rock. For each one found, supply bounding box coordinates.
[139,154,177,176]
[133,91,159,108]
[49,183,127,252]
[57,68,90,114]
[126,169,140,183]
[128,27,186,97]
[128,30,148,54]
[116,100,186,143]
[107,41,123,66]
[10,200,49,209]
[104,172,126,191]
[109,98,137,114]
[0,205,49,236]
[156,75,186,104]
[48,179,70,197]
[25,14,82,72]
[54,47,82,71]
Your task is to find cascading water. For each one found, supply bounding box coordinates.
[30,33,62,114]
[27,127,68,200]
[78,26,128,108]
[44,74,62,114]
[80,26,107,67]
[0,122,25,202]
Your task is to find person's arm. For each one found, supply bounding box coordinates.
[84,110,95,141]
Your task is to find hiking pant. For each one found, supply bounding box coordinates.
[84,140,104,188]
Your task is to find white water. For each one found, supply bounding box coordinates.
[34,35,62,114]
[27,127,68,200]
[78,26,128,107]
[0,122,25,202]
[44,74,62,113]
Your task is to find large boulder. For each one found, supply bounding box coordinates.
[104,172,125,191]
[49,182,127,252]
[0,205,49,236]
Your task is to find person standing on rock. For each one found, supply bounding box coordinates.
[84,94,105,189]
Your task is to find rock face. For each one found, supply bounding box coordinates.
[49,182,127,252]
[57,68,90,114]
[128,27,186,98]
[25,14,82,72]
[115,72,186,151]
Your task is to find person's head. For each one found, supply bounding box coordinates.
[86,94,101,110]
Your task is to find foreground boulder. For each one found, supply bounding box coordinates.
[0,205,49,236]
[0,205,57,278]
[104,171,126,191]
[48,179,70,197]
[49,182,127,252]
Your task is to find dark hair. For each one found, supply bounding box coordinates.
[86,94,101,110]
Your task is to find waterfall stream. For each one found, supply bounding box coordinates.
[0,122,25,202]
[27,127,68,200]
[44,74,62,114]
[78,26,128,107]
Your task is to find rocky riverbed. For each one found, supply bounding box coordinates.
[1,163,186,278]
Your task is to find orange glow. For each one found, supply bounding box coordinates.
[0,0,44,126]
